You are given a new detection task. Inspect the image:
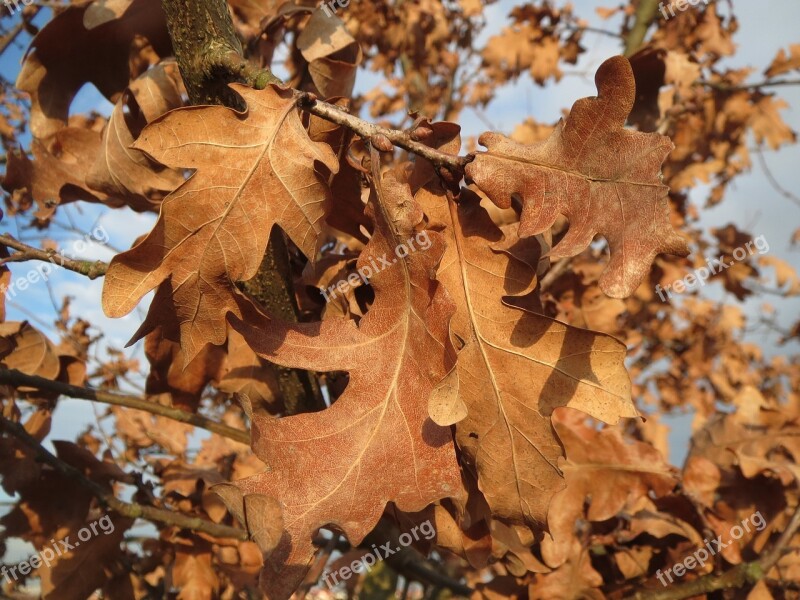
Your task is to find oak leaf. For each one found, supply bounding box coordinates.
[466,56,689,297]
[765,44,800,78]
[220,165,461,599]
[690,387,800,486]
[172,543,220,600]
[16,0,170,138]
[542,410,678,567]
[529,540,604,600]
[297,9,362,99]
[3,128,106,221]
[39,514,132,600]
[420,184,636,532]
[101,84,338,360]
[0,321,60,384]
[87,62,185,208]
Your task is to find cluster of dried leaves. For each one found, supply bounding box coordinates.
[0,0,799,599]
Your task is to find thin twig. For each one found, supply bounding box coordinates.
[0,233,108,279]
[0,7,40,55]
[361,518,473,597]
[756,146,800,208]
[540,257,572,292]
[0,415,248,541]
[295,92,472,173]
[0,369,250,445]
[699,79,800,92]
[565,24,624,39]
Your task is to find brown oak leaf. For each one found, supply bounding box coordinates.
[296,9,362,99]
[3,128,106,222]
[87,61,185,208]
[101,84,338,360]
[0,321,60,384]
[16,0,170,139]
[220,163,461,600]
[765,44,800,78]
[420,184,636,532]
[542,410,678,568]
[466,56,689,297]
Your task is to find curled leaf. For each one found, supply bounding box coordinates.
[466,56,689,297]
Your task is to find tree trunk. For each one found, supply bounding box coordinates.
[160,0,323,413]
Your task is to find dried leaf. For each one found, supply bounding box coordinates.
[466,56,689,297]
[297,9,362,99]
[16,0,170,138]
[102,84,338,360]
[420,186,636,530]
[765,44,800,78]
[87,62,185,206]
[0,321,60,383]
[3,129,105,221]
[220,165,461,599]
[542,412,677,568]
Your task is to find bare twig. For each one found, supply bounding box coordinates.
[0,415,248,540]
[756,146,800,208]
[361,518,473,597]
[0,233,108,279]
[699,79,800,92]
[0,7,40,56]
[295,92,472,173]
[540,257,572,292]
[0,369,250,445]
[566,24,624,39]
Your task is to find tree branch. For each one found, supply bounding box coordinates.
[0,415,248,541]
[628,503,800,600]
[566,24,624,40]
[699,79,800,92]
[159,0,278,107]
[0,233,108,279]
[540,257,572,292]
[361,518,474,597]
[624,0,660,56]
[0,369,250,445]
[0,6,40,56]
[295,92,472,173]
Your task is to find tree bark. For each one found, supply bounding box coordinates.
[624,0,660,56]
[160,0,275,107]
[160,0,322,413]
